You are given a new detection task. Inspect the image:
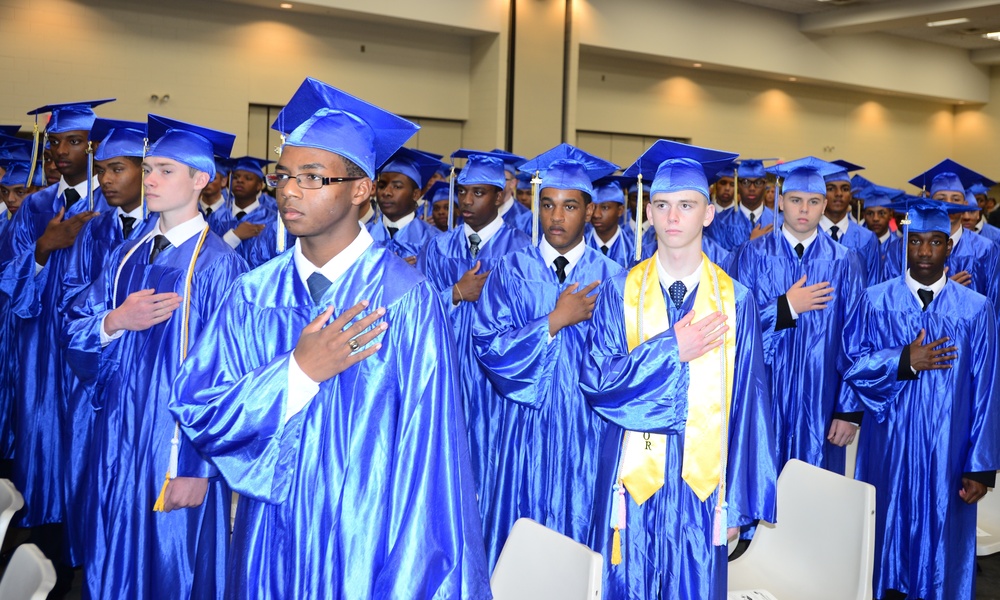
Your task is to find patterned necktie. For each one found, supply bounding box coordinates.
[387,226,399,239]
[469,233,481,258]
[553,256,569,283]
[795,243,804,259]
[668,281,687,309]
[120,215,136,238]
[918,289,933,310]
[829,225,840,242]
[749,212,756,227]
[149,235,172,263]
[307,272,333,305]
[64,188,81,207]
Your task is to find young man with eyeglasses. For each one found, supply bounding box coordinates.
[704,159,774,251]
[168,77,491,598]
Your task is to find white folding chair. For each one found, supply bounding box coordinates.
[728,459,876,600]
[0,544,56,600]
[491,518,602,600]
[0,479,24,549]
[976,474,1000,556]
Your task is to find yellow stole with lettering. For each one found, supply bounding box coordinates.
[609,253,736,563]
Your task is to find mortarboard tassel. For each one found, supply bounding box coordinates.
[141,138,149,221]
[610,480,626,565]
[732,167,738,214]
[276,135,286,254]
[25,118,41,190]
[773,176,782,241]
[633,173,644,262]
[87,141,94,211]
[531,170,541,246]
[448,166,456,231]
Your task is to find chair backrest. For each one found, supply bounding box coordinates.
[729,459,876,600]
[0,479,24,548]
[0,544,57,600]
[491,518,602,600]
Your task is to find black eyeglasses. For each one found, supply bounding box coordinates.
[740,179,766,189]
[265,173,365,189]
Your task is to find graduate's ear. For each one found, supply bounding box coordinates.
[191,169,211,192]
[946,237,954,257]
[409,181,421,203]
[350,178,375,207]
[703,198,716,228]
[584,199,595,221]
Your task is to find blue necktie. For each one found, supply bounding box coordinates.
[668,280,686,309]
[307,272,333,305]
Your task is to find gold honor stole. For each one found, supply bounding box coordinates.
[609,253,736,564]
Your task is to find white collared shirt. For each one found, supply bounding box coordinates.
[539,236,586,280]
[975,218,986,234]
[382,211,415,233]
[950,224,964,249]
[904,269,946,308]
[820,214,850,239]
[116,205,145,235]
[739,203,764,224]
[223,197,263,248]
[656,254,702,308]
[878,230,892,245]
[56,175,97,203]
[464,214,504,250]
[498,197,515,217]
[593,224,621,253]
[712,200,734,213]
[200,196,225,215]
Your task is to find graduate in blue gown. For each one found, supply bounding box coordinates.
[710,163,738,214]
[57,119,153,569]
[198,159,229,218]
[729,157,865,475]
[961,188,1000,245]
[841,197,1000,600]
[581,140,777,600]
[883,160,1000,316]
[169,78,491,599]
[416,156,530,506]
[489,148,533,236]
[704,159,775,251]
[857,183,904,281]
[207,156,278,267]
[472,144,622,567]
[62,115,245,599]
[586,176,635,269]
[821,161,881,285]
[368,147,441,264]
[0,100,111,588]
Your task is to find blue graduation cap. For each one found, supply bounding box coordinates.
[885,195,968,236]
[767,156,842,196]
[452,150,507,189]
[425,180,451,204]
[825,159,864,184]
[146,114,236,179]
[380,147,442,189]
[214,158,231,178]
[271,77,418,180]
[908,159,996,197]
[227,156,274,179]
[592,175,633,205]
[709,161,738,185]
[26,99,115,134]
[1,161,45,188]
[850,174,875,196]
[968,182,991,196]
[736,159,767,179]
[856,183,904,209]
[518,144,618,199]
[91,118,145,161]
[0,126,20,136]
[515,171,532,191]
[623,140,738,199]
[489,148,526,173]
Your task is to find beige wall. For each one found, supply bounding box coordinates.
[575,50,959,189]
[955,66,1000,184]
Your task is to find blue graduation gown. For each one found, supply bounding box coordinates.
[238,216,296,270]
[841,278,1000,600]
[704,205,774,251]
[472,244,623,568]
[581,269,778,600]
[639,227,731,270]
[368,214,440,259]
[168,246,492,599]
[501,199,533,237]
[207,202,282,269]
[57,209,155,567]
[416,222,531,506]
[832,221,881,285]
[62,218,246,599]
[882,228,1000,317]
[0,217,16,460]
[0,183,108,528]
[586,226,635,270]
[977,222,1000,246]
[729,231,865,474]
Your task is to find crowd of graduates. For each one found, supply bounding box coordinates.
[0,75,996,600]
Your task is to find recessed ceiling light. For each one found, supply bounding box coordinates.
[280,2,293,8]
[789,77,797,82]
[693,63,702,68]
[926,18,970,27]
[983,31,1000,41]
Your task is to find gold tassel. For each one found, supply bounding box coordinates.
[152,471,170,512]
[611,527,622,565]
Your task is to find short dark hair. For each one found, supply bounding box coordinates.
[125,156,142,167]
[341,156,366,178]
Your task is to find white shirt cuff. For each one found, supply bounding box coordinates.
[285,352,320,423]
[223,230,241,248]
[99,312,125,347]
[34,262,44,275]
[787,301,799,320]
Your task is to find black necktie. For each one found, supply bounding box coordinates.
[204,207,213,217]
[668,281,687,309]
[307,272,333,305]
[236,211,247,220]
[120,215,136,238]
[469,233,481,257]
[149,235,171,263]
[64,188,81,207]
[829,225,840,242]
[917,288,934,310]
[601,245,609,255]
[795,243,804,259]
[387,226,399,239]
[553,256,569,283]
[749,212,756,226]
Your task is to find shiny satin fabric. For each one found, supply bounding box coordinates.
[500,198,533,237]
[63,217,246,599]
[207,198,283,269]
[639,226,732,270]
[729,231,865,474]
[416,222,530,507]
[0,217,16,461]
[585,226,635,270]
[367,213,440,259]
[0,183,109,529]
[836,222,881,286]
[581,272,777,600]
[57,209,155,567]
[703,204,775,251]
[883,228,1000,317]
[169,247,492,599]
[238,216,296,270]
[471,244,622,569]
[841,278,1000,600]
